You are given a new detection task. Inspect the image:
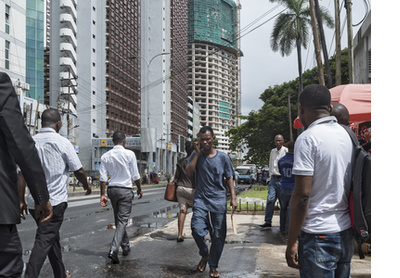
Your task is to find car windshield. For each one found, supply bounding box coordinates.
[236,169,250,175]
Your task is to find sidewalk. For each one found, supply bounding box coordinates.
[120,212,371,278]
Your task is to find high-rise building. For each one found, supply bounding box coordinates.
[188,0,242,152]
[26,0,45,103]
[48,0,141,169]
[141,0,189,175]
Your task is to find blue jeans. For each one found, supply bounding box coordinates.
[191,207,226,268]
[298,228,354,278]
[264,175,281,224]
[279,188,293,234]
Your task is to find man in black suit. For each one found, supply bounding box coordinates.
[0,72,52,277]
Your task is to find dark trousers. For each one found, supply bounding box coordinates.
[107,187,134,253]
[25,202,68,278]
[0,224,23,278]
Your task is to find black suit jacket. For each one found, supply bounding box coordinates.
[0,72,49,224]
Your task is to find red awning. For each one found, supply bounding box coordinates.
[293,84,371,128]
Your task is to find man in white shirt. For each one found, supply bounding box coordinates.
[100,131,142,264]
[260,134,288,228]
[22,108,91,278]
[285,84,354,277]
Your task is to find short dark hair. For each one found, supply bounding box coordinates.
[112,130,126,144]
[41,108,61,126]
[299,84,331,111]
[199,126,214,137]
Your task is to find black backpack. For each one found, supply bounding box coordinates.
[342,125,371,259]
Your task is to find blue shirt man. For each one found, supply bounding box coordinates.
[278,141,295,236]
[186,126,237,278]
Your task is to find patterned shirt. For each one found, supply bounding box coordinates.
[99,145,140,188]
[27,128,82,209]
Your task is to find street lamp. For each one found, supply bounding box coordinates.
[130,52,170,178]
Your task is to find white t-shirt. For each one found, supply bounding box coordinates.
[293,116,354,234]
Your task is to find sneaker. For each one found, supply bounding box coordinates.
[259,223,272,228]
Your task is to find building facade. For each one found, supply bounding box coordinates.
[187,0,241,152]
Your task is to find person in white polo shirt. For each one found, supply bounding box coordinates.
[99,131,142,264]
[285,84,354,278]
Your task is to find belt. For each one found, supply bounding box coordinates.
[272,175,281,178]
[108,186,132,190]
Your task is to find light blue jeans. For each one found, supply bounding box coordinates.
[191,207,226,268]
[264,175,281,224]
[298,228,354,278]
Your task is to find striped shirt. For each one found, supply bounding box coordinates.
[99,145,140,188]
[27,128,82,209]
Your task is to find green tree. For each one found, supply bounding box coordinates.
[269,0,333,93]
[227,49,349,165]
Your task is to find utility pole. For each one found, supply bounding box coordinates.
[345,0,354,83]
[315,0,333,88]
[334,0,342,85]
[309,0,325,86]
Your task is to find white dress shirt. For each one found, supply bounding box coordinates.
[269,146,288,176]
[99,145,140,188]
[27,128,82,209]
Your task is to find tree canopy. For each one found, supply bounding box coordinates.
[227,49,349,166]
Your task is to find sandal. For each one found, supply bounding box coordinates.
[66,270,71,278]
[209,267,220,278]
[196,256,209,272]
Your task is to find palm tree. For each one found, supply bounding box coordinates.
[269,0,333,93]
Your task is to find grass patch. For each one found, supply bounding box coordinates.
[238,185,268,200]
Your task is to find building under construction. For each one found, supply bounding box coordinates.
[187,0,242,152]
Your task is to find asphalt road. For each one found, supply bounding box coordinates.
[18,186,180,277]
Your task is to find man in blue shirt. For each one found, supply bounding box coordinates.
[278,141,295,237]
[186,126,237,278]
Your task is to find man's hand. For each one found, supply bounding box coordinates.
[35,201,53,224]
[137,189,143,199]
[100,195,108,207]
[20,201,28,220]
[230,198,238,213]
[286,241,300,269]
[85,185,92,195]
[193,141,200,153]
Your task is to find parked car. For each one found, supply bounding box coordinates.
[236,164,257,184]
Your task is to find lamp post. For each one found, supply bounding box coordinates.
[130,52,170,179]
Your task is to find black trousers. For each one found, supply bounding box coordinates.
[25,202,67,278]
[0,224,23,277]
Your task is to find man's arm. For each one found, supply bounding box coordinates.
[18,171,28,219]
[226,177,237,212]
[185,142,200,177]
[285,175,312,269]
[100,181,108,207]
[74,167,92,195]
[134,179,143,199]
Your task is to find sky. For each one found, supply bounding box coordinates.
[239,0,371,116]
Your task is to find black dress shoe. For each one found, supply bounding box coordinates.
[108,250,120,264]
[259,223,272,228]
[122,246,131,256]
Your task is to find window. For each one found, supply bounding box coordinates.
[5,4,10,34]
[5,40,10,69]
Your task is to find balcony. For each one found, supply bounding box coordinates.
[60,28,77,48]
[60,0,77,20]
[59,72,77,86]
[60,42,77,62]
[60,13,77,34]
[59,57,77,76]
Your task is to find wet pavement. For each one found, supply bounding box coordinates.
[21,185,371,277]
[76,212,371,278]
